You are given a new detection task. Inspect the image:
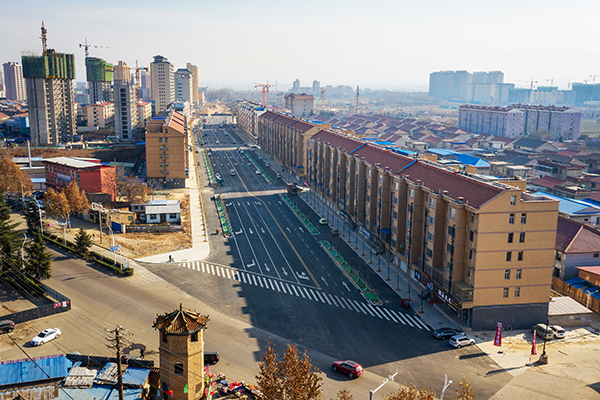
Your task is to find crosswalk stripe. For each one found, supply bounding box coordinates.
[280,281,286,293]
[233,271,239,281]
[273,281,281,292]
[241,273,247,284]
[216,267,221,277]
[396,312,413,326]
[251,275,257,286]
[211,265,215,275]
[226,269,231,279]
[409,315,429,330]
[407,315,423,329]
[370,305,390,321]
[340,297,352,310]
[314,290,325,303]
[381,308,397,323]
[295,286,303,297]
[352,300,368,314]
[319,291,331,305]
[286,283,293,295]
[328,294,338,307]
[269,279,276,291]
[335,295,346,309]
[388,309,406,325]
[303,287,312,300]
[359,302,375,316]
[310,289,322,303]
[202,263,206,273]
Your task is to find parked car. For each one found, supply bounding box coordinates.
[256,170,261,175]
[276,173,282,179]
[532,324,564,340]
[31,328,61,346]
[550,325,565,339]
[319,218,328,225]
[204,351,220,365]
[0,320,15,333]
[449,334,475,348]
[433,327,464,340]
[332,360,363,378]
[265,162,270,167]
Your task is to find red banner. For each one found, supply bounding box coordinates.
[531,332,537,355]
[493,322,502,347]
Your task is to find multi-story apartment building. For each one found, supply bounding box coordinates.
[257,110,327,178]
[235,100,266,141]
[86,102,114,128]
[3,62,27,101]
[140,69,151,101]
[429,71,471,102]
[284,93,314,117]
[150,55,174,113]
[113,80,139,142]
[459,104,581,140]
[86,57,113,103]
[113,60,130,83]
[44,156,116,201]
[175,68,193,103]
[22,50,76,146]
[186,63,199,104]
[145,108,189,188]
[305,130,558,330]
[138,101,153,130]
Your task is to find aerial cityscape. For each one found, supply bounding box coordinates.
[1,1,600,399]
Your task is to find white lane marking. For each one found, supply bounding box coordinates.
[211,265,215,275]
[335,295,346,309]
[201,263,206,273]
[388,310,406,325]
[303,287,312,300]
[226,269,232,279]
[359,302,375,317]
[329,294,339,307]
[381,308,398,323]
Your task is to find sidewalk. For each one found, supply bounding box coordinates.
[298,189,464,331]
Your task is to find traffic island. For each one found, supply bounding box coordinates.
[213,196,232,237]
[280,194,319,235]
[320,240,382,306]
[203,151,216,185]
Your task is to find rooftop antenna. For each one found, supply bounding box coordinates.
[40,21,48,55]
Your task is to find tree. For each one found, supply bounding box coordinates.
[454,378,476,400]
[383,384,435,400]
[333,389,353,400]
[0,194,21,274]
[0,156,33,195]
[0,192,11,221]
[255,341,323,400]
[24,230,53,282]
[74,227,92,259]
[45,182,89,244]
[24,199,42,235]
[116,164,147,204]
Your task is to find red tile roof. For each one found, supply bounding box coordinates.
[556,217,600,253]
[290,120,315,132]
[576,266,600,276]
[531,176,566,188]
[153,303,209,335]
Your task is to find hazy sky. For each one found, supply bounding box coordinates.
[2,0,599,91]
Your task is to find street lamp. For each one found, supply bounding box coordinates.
[440,374,453,400]
[369,370,398,400]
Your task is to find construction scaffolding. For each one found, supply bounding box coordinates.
[85,57,113,82]
[22,50,76,79]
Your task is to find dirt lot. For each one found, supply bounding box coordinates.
[6,146,144,164]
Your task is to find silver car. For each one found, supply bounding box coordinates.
[449,334,475,348]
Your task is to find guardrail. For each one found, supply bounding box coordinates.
[320,240,382,306]
[280,194,319,235]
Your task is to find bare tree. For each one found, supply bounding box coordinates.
[45,182,89,244]
[383,384,435,400]
[255,341,323,400]
[0,156,33,197]
[333,389,353,400]
[115,165,147,204]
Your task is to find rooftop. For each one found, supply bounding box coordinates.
[154,303,209,335]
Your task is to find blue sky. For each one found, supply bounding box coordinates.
[2,0,599,91]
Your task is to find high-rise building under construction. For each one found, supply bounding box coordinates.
[22,49,76,146]
[86,57,113,103]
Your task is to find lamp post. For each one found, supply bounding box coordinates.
[369,370,398,400]
[440,374,453,400]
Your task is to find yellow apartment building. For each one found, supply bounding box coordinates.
[86,101,114,128]
[145,109,189,188]
[235,100,266,141]
[306,130,559,330]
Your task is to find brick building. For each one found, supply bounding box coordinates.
[43,157,116,201]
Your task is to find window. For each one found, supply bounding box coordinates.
[503,288,509,298]
[471,213,475,223]
[509,214,515,224]
[504,269,510,279]
[519,232,525,243]
[506,251,512,262]
[427,232,434,242]
[511,195,517,205]
[447,244,454,254]
[469,230,474,241]
[428,215,434,225]
[450,207,456,218]
[594,254,599,258]
[508,233,513,243]
[448,225,455,236]
[518,251,523,261]
[174,361,183,375]
[430,198,436,209]
[516,269,522,279]
[159,138,163,143]
[426,248,433,257]
[409,188,414,198]
[469,249,473,260]
[467,268,472,278]
[191,332,198,342]
[521,213,527,224]
[514,287,521,297]
[161,332,167,343]
[159,146,163,151]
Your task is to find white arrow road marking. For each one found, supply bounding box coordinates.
[247,201,251,205]
[264,263,270,272]
[299,227,304,232]
[297,272,310,281]
[235,229,242,235]
[261,228,265,233]
[286,227,291,232]
[342,282,350,291]
[247,260,255,268]
[278,201,282,205]
[249,228,253,234]
[226,202,232,206]
[321,277,329,286]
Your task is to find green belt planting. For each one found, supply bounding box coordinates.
[203,151,216,185]
[214,197,232,237]
[280,194,319,235]
[320,240,382,306]
[245,153,274,184]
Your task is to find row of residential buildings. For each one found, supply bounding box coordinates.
[429,70,600,106]
[235,100,600,329]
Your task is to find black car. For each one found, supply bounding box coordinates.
[204,351,220,365]
[0,320,15,333]
[432,327,464,340]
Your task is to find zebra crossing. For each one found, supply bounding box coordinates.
[177,261,431,331]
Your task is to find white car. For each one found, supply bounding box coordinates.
[31,328,61,346]
[448,334,475,348]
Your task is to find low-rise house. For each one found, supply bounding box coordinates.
[554,217,600,281]
[131,199,181,224]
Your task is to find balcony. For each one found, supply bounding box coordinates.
[452,281,474,302]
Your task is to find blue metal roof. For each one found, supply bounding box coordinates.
[533,192,600,215]
[452,154,490,168]
[0,354,71,386]
[426,148,458,156]
[122,367,150,386]
[57,387,143,400]
[374,141,395,145]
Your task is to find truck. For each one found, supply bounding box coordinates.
[287,183,301,195]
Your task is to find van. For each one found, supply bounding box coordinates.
[230,169,236,176]
[204,351,220,365]
[0,320,15,333]
[532,324,555,340]
[550,325,565,339]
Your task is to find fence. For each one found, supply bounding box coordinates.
[2,283,71,324]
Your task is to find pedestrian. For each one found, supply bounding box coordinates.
[169,255,173,263]
[216,228,219,234]
[140,347,145,359]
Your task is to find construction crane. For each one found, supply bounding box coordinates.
[320,89,327,110]
[529,79,538,90]
[40,21,48,55]
[352,86,360,115]
[134,60,148,103]
[79,38,108,58]
[254,81,273,107]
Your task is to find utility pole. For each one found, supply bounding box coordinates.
[106,325,132,400]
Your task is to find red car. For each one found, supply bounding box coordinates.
[332,360,363,378]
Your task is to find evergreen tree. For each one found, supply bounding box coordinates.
[0,192,11,221]
[0,195,21,273]
[74,227,93,259]
[24,230,53,282]
[24,199,42,235]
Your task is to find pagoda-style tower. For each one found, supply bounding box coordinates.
[154,304,209,400]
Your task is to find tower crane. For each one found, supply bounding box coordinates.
[40,21,48,55]
[254,81,273,107]
[529,79,538,90]
[79,38,108,58]
[320,89,327,110]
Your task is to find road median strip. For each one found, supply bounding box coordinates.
[280,194,319,235]
[203,150,216,185]
[214,197,232,237]
[244,152,274,184]
[320,240,382,306]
